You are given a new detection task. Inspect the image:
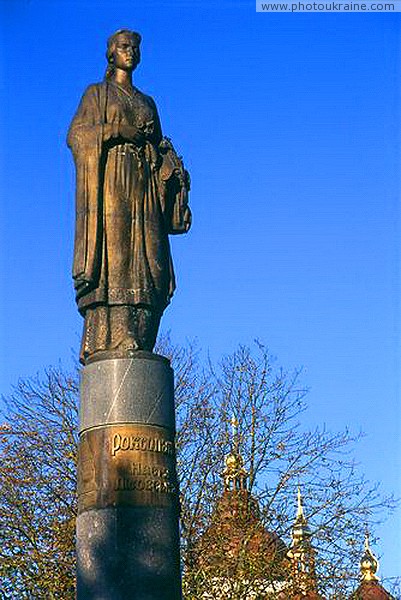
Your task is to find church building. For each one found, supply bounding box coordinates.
[186,444,394,600]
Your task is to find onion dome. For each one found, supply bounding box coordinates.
[223,450,248,492]
[350,534,394,600]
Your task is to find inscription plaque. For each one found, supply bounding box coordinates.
[78,423,178,513]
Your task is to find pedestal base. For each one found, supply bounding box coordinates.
[76,507,181,600]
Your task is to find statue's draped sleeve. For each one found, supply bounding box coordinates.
[67,84,107,295]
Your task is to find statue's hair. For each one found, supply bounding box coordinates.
[105,29,142,80]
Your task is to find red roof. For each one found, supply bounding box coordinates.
[190,489,289,580]
[352,581,394,600]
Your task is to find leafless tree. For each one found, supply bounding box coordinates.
[0,338,398,598]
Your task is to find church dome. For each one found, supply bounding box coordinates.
[350,534,394,600]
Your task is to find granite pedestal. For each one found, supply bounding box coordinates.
[76,353,182,600]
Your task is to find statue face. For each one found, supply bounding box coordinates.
[111,33,140,72]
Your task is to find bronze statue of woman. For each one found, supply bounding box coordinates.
[68,29,191,364]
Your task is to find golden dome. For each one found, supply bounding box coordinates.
[225,452,242,471]
[360,533,379,582]
[223,451,248,492]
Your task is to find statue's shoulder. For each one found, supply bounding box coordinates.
[88,81,106,90]
[82,81,107,97]
[142,90,156,103]
[134,87,157,108]
[69,82,107,136]
[76,81,107,100]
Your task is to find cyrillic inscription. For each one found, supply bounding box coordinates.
[114,477,176,494]
[78,423,178,513]
[112,434,174,456]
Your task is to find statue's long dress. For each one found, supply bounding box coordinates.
[68,81,175,362]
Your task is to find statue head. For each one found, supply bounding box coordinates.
[105,29,142,80]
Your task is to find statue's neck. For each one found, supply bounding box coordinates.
[113,69,133,90]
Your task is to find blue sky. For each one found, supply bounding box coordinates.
[0,0,400,584]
